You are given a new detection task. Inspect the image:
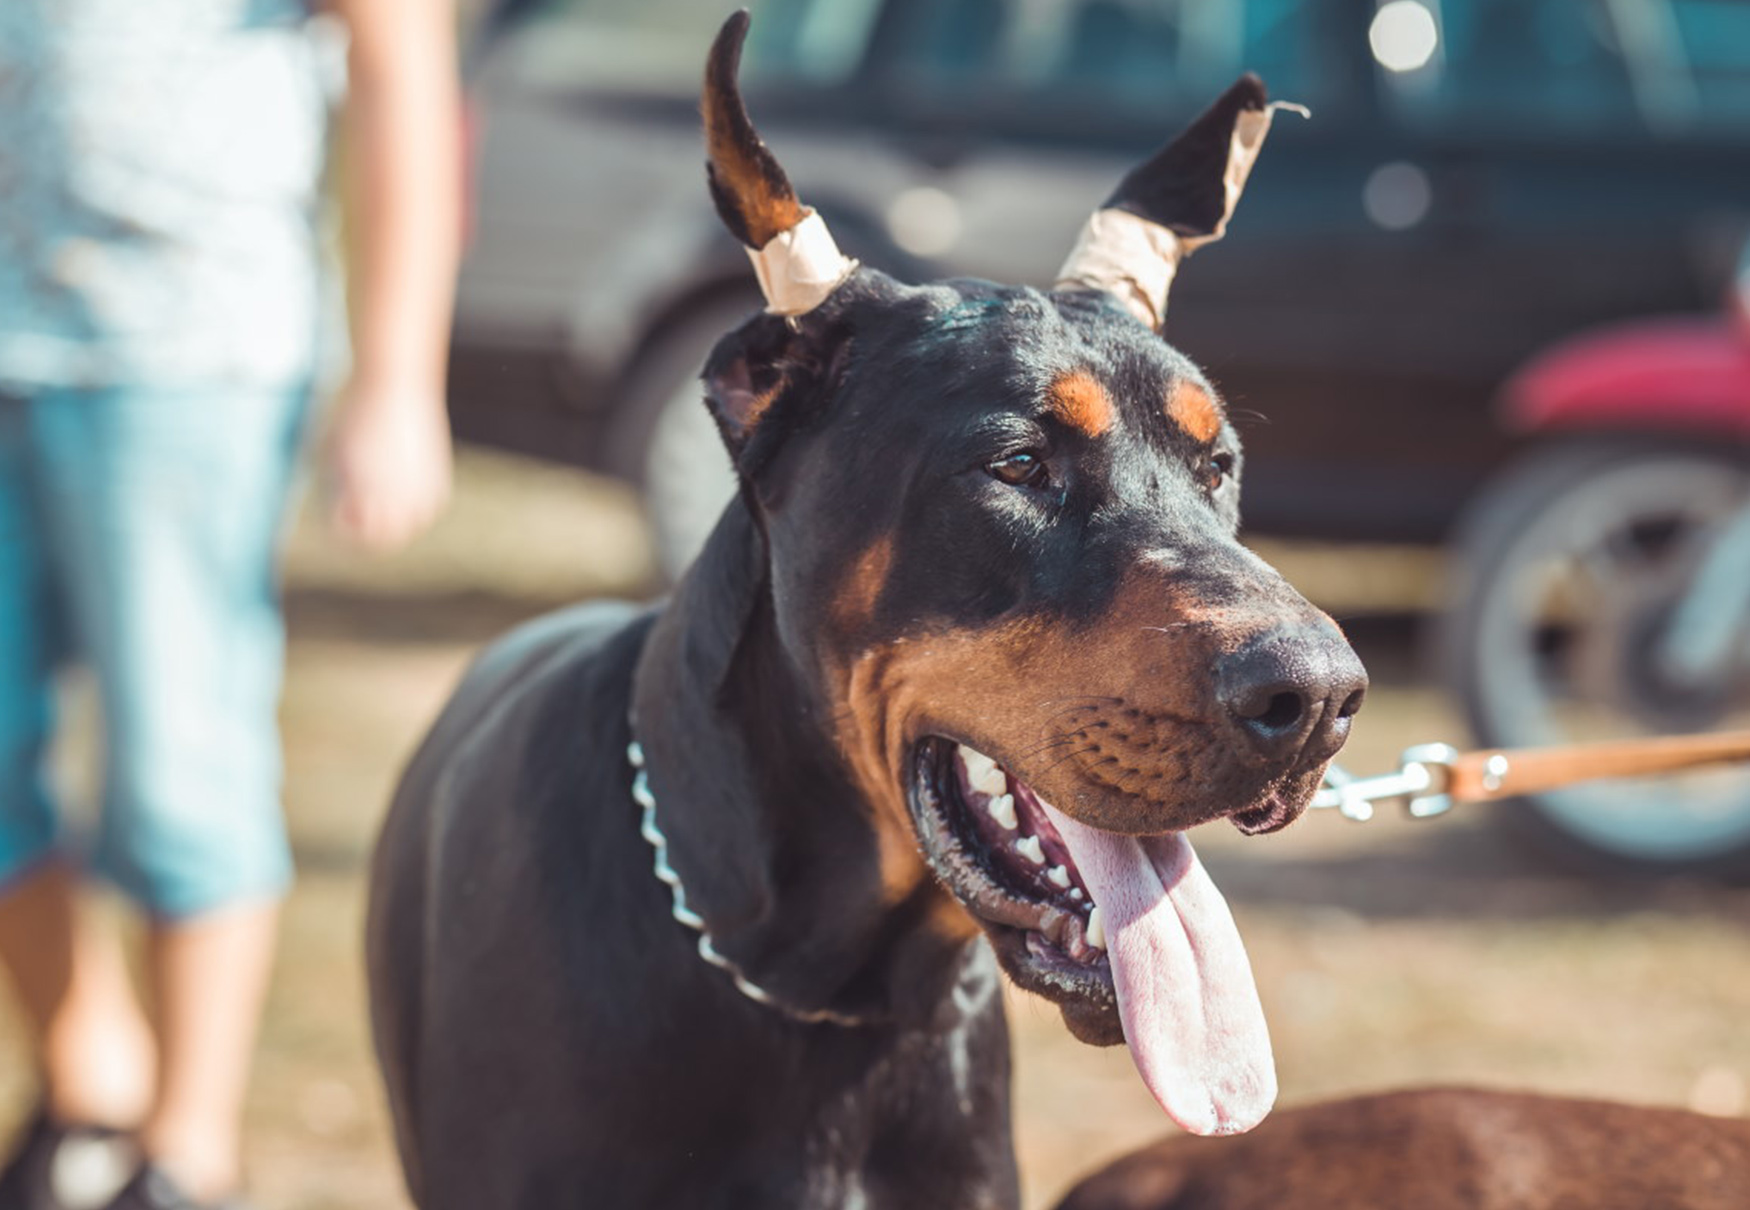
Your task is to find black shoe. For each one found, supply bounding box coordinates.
[103,1166,247,1210]
[0,1108,134,1210]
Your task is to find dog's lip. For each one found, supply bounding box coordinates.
[1229,760,1331,835]
[917,729,1310,840]
[901,730,1321,998]
[1230,797,1295,834]
[904,737,1112,984]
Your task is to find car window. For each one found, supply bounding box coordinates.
[1665,0,1750,129]
[744,0,889,85]
[482,0,753,92]
[827,0,1334,114]
[1376,0,1750,140]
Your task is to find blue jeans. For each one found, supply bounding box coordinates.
[0,383,309,917]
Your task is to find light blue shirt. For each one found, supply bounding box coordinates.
[0,0,330,390]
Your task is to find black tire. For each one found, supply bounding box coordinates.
[1438,435,1750,880]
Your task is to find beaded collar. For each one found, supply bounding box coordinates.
[627,733,871,1028]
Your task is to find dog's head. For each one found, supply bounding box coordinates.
[693,12,1365,1136]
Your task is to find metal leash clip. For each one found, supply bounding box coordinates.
[1311,743,1462,822]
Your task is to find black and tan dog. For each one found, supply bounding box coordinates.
[366,13,1365,1208]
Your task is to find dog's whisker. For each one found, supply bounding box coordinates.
[1035,700,1114,729]
[1036,745,1104,777]
[1015,735,1081,760]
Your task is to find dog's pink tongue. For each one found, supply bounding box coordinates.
[1040,803,1276,1136]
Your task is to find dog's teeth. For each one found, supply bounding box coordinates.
[1069,888,1084,901]
[1047,865,1071,888]
[958,745,1008,796]
[1086,905,1106,950]
[987,793,1017,830]
[1015,835,1045,865]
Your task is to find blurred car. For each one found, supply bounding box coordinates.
[450,0,1750,577]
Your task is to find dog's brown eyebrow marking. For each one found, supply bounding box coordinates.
[1048,370,1116,437]
[1166,380,1222,444]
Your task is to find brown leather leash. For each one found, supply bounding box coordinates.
[1313,730,1750,822]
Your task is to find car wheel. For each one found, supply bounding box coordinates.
[1439,436,1750,879]
[611,293,760,582]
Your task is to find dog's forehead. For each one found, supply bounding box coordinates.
[843,278,1220,443]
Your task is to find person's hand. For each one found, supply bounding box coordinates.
[324,375,453,551]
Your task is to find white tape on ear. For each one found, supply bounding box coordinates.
[1053,208,1184,329]
[747,208,859,317]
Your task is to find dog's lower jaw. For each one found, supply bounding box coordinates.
[1230,763,1330,835]
[903,733,1322,1056]
[1063,999,1127,1047]
[906,739,1129,1042]
[983,928,1125,1047]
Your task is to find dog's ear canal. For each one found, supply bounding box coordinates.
[701,314,791,456]
[1055,74,1307,331]
[701,311,846,472]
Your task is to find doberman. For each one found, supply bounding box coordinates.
[366,12,1366,1208]
[1053,1086,1750,1209]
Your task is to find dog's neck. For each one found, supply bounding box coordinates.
[630,498,974,1032]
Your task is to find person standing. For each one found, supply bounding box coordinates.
[0,1,461,1207]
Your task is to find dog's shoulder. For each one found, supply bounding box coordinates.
[454,598,651,737]
[377,599,657,884]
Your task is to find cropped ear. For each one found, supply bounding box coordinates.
[703,11,858,316]
[702,310,846,477]
[1055,75,1307,330]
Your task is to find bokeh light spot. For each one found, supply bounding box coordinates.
[1369,1,1440,74]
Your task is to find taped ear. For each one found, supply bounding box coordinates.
[703,11,858,316]
[1055,74,1307,330]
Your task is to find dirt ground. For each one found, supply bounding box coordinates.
[3,448,1747,1210]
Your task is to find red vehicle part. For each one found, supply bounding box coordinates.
[1444,300,1750,879]
[1501,317,1750,438]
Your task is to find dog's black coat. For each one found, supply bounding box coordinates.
[367,277,1348,1209]
[369,30,1363,1207]
[369,492,1019,1209]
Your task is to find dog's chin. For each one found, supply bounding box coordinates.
[1229,761,1330,836]
[904,735,1321,1044]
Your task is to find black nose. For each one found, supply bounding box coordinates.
[1217,625,1368,763]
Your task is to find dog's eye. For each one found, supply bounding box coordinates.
[1206,452,1236,491]
[987,452,1049,488]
